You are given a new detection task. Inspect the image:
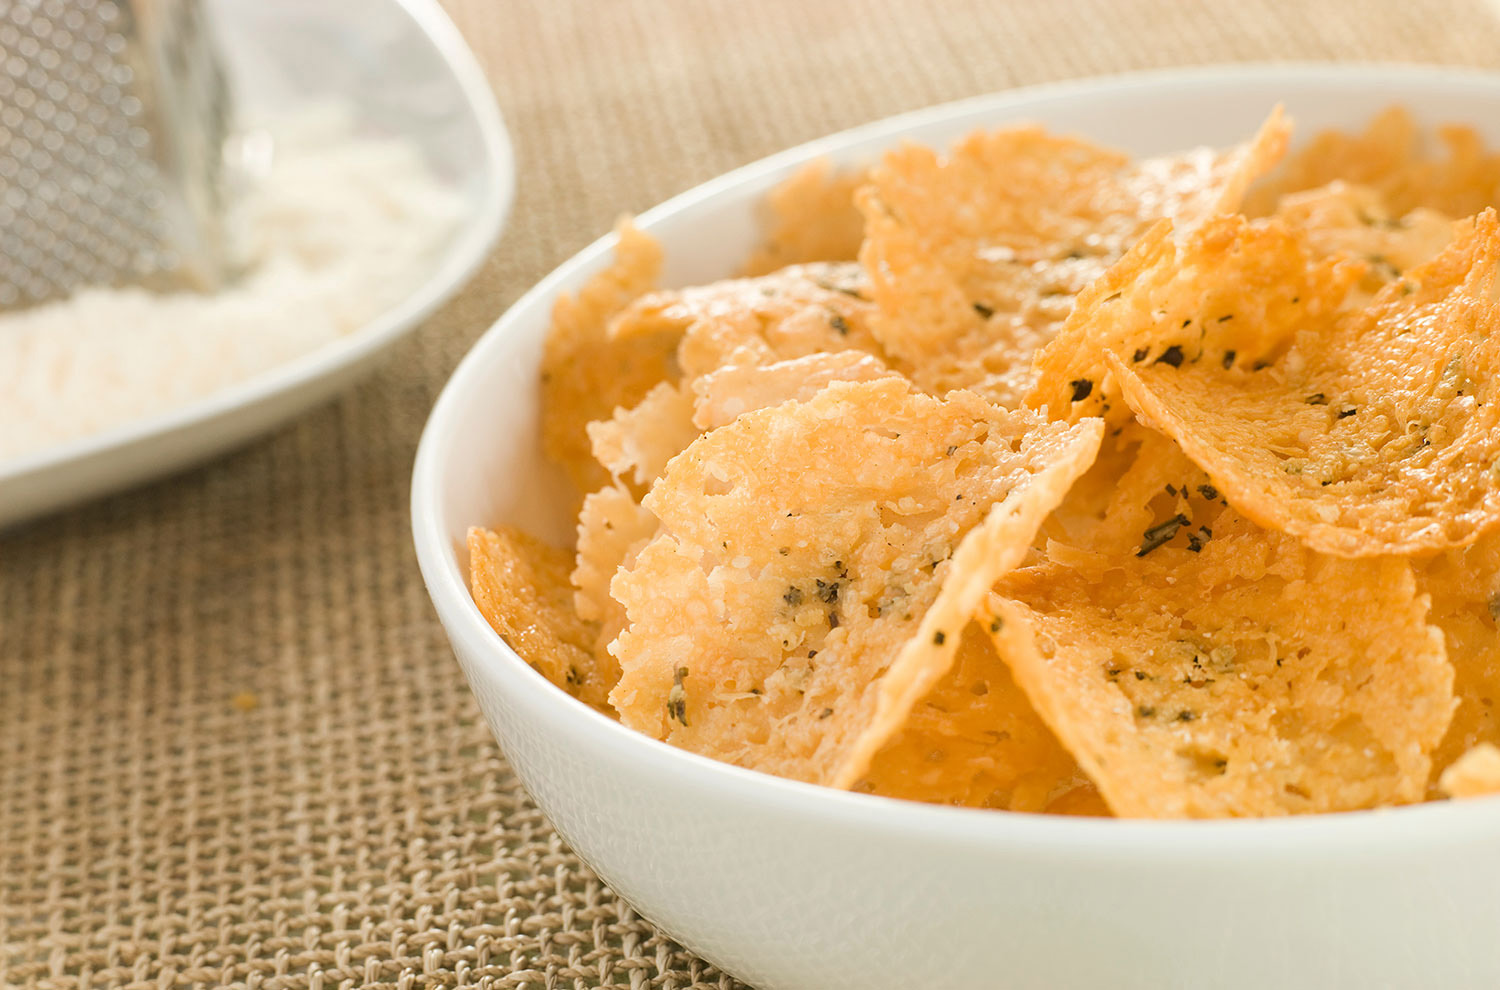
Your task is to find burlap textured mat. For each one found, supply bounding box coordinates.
[5,1,1500,986]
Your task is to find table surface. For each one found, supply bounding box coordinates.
[6,0,1500,986]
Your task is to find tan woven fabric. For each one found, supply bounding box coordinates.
[4,1,1500,986]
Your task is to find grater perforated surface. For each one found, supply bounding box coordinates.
[0,0,228,309]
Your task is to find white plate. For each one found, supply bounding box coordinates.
[0,0,512,528]
[413,64,1500,990]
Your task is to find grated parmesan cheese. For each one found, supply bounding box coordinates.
[0,105,463,464]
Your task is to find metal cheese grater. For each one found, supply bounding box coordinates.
[0,0,231,309]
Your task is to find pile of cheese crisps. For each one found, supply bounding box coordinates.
[471,106,1500,818]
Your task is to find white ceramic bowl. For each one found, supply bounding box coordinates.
[413,65,1500,990]
[0,0,511,528]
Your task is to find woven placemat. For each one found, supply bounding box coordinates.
[5,1,1500,987]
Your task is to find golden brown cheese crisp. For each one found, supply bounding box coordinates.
[742,159,869,276]
[576,356,911,664]
[1438,742,1500,799]
[987,516,1454,818]
[1105,211,1500,557]
[469,526,612,709]
[837,407,1103,789]
[1272,181,1455,292]
[610,262,885,381]
[1047,427,1232,562]
[1029,217,1363,426]
[587,380,699,490]
[1249,106,1500,220]
[541,219,679,498]
[484,105,1500,820]
[592,351,903,503]
[857,622,1095,813]
[1418,529,1500,787]
[572,485,658,671]
[859,110,1288,408]
[607,377,1101,788]
[1035,422,1160,551]
[690,351,897,430]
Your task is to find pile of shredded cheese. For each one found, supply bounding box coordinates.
[0,105,462,463]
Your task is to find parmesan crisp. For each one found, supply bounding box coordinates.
[487,103,1500,819]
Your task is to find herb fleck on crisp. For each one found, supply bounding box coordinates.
[667,666,690,727]
[973,302,995,319]
[1137,514,1189,557]
[814,278,865,299]
[1069,378,1094,402]
[829,313,850,336]
[1155,345,1184,368]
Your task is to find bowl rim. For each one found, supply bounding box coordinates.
[0,0,515,486]
[413,60,1500,850]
